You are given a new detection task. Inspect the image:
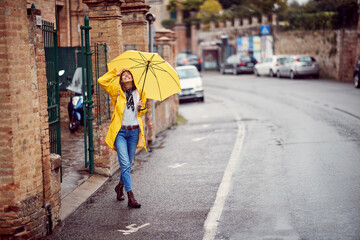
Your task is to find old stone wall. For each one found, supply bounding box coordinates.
[274,30,339,80]
[274,29,357,82]
[195,16,358,82]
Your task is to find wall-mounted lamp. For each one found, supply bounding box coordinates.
[146,13,156,52]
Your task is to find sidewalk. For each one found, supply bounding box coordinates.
[59,124,109,220]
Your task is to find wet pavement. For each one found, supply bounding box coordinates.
[60,123,89,199]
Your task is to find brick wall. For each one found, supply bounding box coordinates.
[0,1,46,238]
[173,24,186,55]
[0,1,62,238]
[155,95,179,134]
[26,0,55,23]
[121,0,149,52]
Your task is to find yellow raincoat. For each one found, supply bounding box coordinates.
[97,68,148,151]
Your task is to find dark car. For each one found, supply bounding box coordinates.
[176,51,202,72]
[220,54,257,75]
[354,57,360,88]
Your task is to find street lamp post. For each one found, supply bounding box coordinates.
[146,13,156,52]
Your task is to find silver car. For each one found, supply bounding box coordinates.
[277,55,319,79]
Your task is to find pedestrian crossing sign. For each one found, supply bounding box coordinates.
[260,25,270,35]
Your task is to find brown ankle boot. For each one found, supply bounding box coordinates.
[114,182,125,201]
[127,190,141,208]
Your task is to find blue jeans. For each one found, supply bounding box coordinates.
[114,127,139,192]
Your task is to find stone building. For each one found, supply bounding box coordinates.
[0,0,178,238]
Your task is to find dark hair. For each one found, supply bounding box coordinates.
[119,70,136,91]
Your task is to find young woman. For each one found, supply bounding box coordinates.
[97,68,147,208]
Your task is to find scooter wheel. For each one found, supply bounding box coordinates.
[69,117,80,132]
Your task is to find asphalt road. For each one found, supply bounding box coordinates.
[46,72,360,240]
[205,72,360,240]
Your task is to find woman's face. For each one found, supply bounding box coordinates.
[121,71,133,84]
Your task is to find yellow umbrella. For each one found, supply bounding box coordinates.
[107,50,181,101]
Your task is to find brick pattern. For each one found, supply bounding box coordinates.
[121,0,149,52]
[174,24,186,56]
[84,0,125,176]
[0,1,46,238]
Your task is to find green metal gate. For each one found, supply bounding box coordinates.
[94,43,110,125]
[43,20,61,155]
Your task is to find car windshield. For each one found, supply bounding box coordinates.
[176,53,198,61]
[240,56,251,62]
[187,54,199,61]
[177,68,200,79]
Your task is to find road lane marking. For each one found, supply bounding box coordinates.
[169,163,188,168]
[202,103,245,240]
[117,223,150,235]
[192,136,209,142]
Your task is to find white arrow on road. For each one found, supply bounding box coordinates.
[169,163,188,168]
[117,223,150,235]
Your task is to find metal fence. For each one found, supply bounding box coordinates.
[42,20,61,155]
[94,43,111,125]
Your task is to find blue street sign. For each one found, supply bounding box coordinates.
[260,25,270,35]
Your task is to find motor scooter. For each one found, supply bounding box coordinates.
[68,95,84,132]
[66,67,85,132]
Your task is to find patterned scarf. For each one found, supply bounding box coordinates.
[125,88,135,111]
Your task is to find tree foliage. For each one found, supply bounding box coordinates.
[182,0,206,11]
[166,0,178,13]
[280,0,358,30]
[197,0,223,23]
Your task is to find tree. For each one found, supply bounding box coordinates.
[197,0,223,23]
[281,0,358,30]
[182,0,205,11]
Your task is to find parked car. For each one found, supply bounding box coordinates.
[254,55,288,77]
[220,54,257,75]
[277,55,319,79]
[176,65,204,102]
[353,57,360,88]
[176,51,202,71]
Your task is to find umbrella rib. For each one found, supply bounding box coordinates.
[150,65,181,90]
[148,66,162,100]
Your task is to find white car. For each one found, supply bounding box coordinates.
[176,65,204,102]
[254,55,288,77]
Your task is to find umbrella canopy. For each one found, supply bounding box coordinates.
[107,50,181,101]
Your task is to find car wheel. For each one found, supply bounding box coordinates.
[277,70,281,78]
[313,74,319,79]
[269,69,274,77]
[232,68,238,75]
[290,70,295,79]
[354,74,360,88]
[254,69,259,77]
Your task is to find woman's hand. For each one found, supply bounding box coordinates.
[137,99,143,111]
[116,69,124,76]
